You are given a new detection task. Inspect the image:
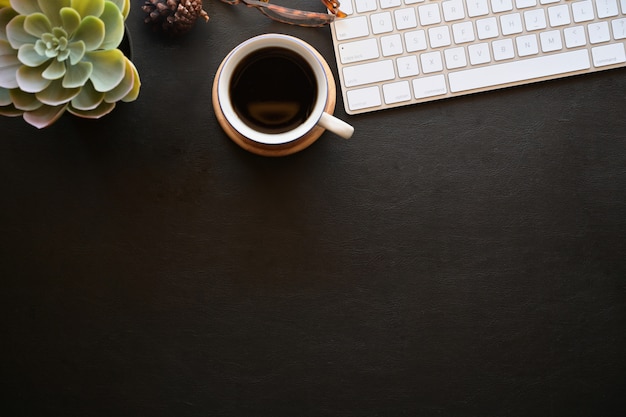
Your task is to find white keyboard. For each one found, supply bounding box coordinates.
[329,0,626,114]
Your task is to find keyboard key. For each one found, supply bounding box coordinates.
[412,74,447,99]
[524,8,547,31]
[611,18,626,39]
[420,51,444,73]
[468,42,492,64]
[380,0,402,8]
[343,60,396,87]
[338,0,354,14]
[595,0,619,18]
[396,55,420,77]
[572,0,595,22]
[476,17,499,39]
[355,0,377,13]
[394,8,418,30]
[442,0,466,21]
[418,3,442,25]
[492,38,515,60]
[405,29,428,51]
[516,0,537,8]
[381,34,404,56]
[588,21,611,44]
[448,49,591,92]
[516,34,540,56]
[334,16,370,40]
[540,29,563,52]
[591,42,626,66]
[428,26,452,48]
[453,21,476,43]
[346,86,382,111]
[371,12,394,34]
[564,26,587,48]
[491,0,513,13]
[501,13,524,35]
[547,4,571,27]
[383,81,412,104]
[444,46,468,68]
[466,0,490,17]
[338,38,381,64]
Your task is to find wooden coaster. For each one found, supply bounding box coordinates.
[212,45,337,157]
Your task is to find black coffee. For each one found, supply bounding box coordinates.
[230,47,318,134]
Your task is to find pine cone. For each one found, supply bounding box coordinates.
[143,0,209,36]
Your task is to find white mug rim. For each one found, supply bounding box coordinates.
[217,34,329,145]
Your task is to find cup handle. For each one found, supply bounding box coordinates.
[318,112,354,139]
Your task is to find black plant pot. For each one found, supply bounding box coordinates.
[120,25,132,59]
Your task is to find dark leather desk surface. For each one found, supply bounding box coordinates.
[1,3,625,416]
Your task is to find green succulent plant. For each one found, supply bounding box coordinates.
[0,0,140,128]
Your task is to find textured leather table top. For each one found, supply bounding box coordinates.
[1,3,625,416]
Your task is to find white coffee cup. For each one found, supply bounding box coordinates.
[212,34,354,156]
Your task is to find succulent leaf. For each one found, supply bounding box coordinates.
[104,56,133,103]
[0,85,11,105]
[0,54,22,88]
[16,62,51,92]
[36,78,80,105]
[17,43,49,67]
[62,59,91,88]
[9,0,42,16]
[107,0,130,20]
[0,8,19,42]
[52,27,67,38]
[71,80,103,110]
[23,12,52,38]
[37,0,72,27]
[67,40,85,65]
[68,98,115,119]
[41,57,66,79]
[6,15,37,49]
[23,102,68,129]
[57,47,70,61]
[10,87,42,110]
[33,39,45,54]
[59,7,81,35]
[0,38,14,55]
[98,1,124,50]
[73,15,105,51]
[121,58,139,102]
[0,104,24,116]
[84,48,124,92]
[70,0,105,19]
